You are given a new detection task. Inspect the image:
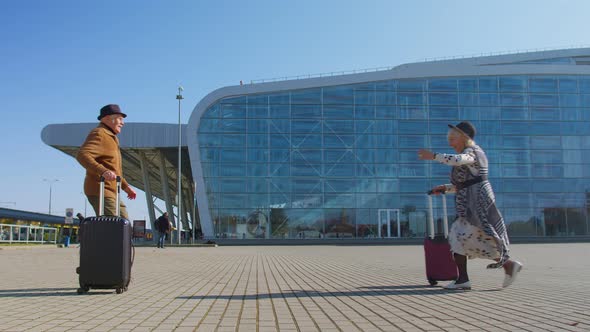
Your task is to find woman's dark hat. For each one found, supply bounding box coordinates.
[98,104,127,120]
[448,121,476,139]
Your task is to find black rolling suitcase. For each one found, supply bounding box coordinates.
[77,176,133,294]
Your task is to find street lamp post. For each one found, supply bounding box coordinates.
[176,86,184,245]
[43,179,59,215]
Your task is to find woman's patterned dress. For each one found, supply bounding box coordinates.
[434,145,510,268]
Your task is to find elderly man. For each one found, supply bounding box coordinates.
[76,104,136,219]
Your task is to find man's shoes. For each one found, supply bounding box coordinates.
[443,280,471,290]
[502,261,523,288]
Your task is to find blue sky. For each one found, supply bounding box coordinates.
[1,0,589,223]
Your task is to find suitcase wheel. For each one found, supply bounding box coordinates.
[116,288,123,294]
[428,279,438,286]
[77,286,89,294]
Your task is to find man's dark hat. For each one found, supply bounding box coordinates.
[98,104,127,120]
[448,121,476,139]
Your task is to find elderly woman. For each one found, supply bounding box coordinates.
[418,121,522,290]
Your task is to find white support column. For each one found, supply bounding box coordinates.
[139,151,157,233]
[159,150,175,244]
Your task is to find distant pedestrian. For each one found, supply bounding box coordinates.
[155,212,170,248]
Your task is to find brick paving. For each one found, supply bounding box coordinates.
[0,243,589,331]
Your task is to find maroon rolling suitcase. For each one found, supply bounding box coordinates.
[77,176,133,294]
[424,191,458,286]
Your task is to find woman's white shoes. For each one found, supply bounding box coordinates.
[502,261,523,288]
[443,280,472,290]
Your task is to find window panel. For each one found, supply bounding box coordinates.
[247,164,268,177]
[293,150,322,163]
[355,90,376,105]
[291,105,321,118]
[355,106,375,119]
[500,94,527,106]
[374,164,398,177]
[220,178,248,193]
[503,136,530,149]
[500,107,527,120]
[500,77,526,92]
[200,148,219,162]
[291,164,322,177]
[291,120,320,133]
[221,104,246,118]
[559,94,579,107]
[532,165,563,178]
[458,93,478,106]
[373,149,396,163]
[429,93,458,106]
[531,108,560,120]
[323,86,354,104]
[458,79,477,92]
[270,105,290,118]
[503,179,532,192]
[399,164,427,177]
[270,119,290,133]
[530,94,559,107]
[248,105,268,118]
[324,120,354,133]
[531,136,561,149]
[375,91,396,105]
[500,150,529,163]
[325,179,357,192]
[325,163,355,177]
[429,106,458,119]
[269,163,290,177]
[292,134,321,148]
[399,179,429,192]
[479,77,498,92]
[269,93,290,105]
[324,105,353,119]
[397,80,425,91]
[324,135,354,148]
[429,79,458,91]
[248,119,268,133]
[398,92,425,105]
[291,89,321,104]
[293,178,322,193]
[564,165,584,178]
[529,77,557,93]
[247,134,268,148]
[398,106,427,119]
[502,165,531,177]
[531,150,562,164]
[559,78,578,93]
[375,106,397,119]
[220,164,247,177]
[248,149,268,162]
[399,135,427,149]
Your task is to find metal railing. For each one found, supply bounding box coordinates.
[0,224,58,244]
[247,44,590,85]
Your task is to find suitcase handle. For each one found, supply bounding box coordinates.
[99,175,121,217]
[426,191,449,239]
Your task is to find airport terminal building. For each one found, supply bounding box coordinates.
[43,48,590,240]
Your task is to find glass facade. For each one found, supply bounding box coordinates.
[197,75,590,239]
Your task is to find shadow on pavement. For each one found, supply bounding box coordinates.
[0,288,111,297]
[176,285,462,300]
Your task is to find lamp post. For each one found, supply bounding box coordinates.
[43,179,59,215]
[176,86,183,245]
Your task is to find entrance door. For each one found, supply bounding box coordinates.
[377,209,400,238]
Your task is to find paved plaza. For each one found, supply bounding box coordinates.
[0,243,589,332]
